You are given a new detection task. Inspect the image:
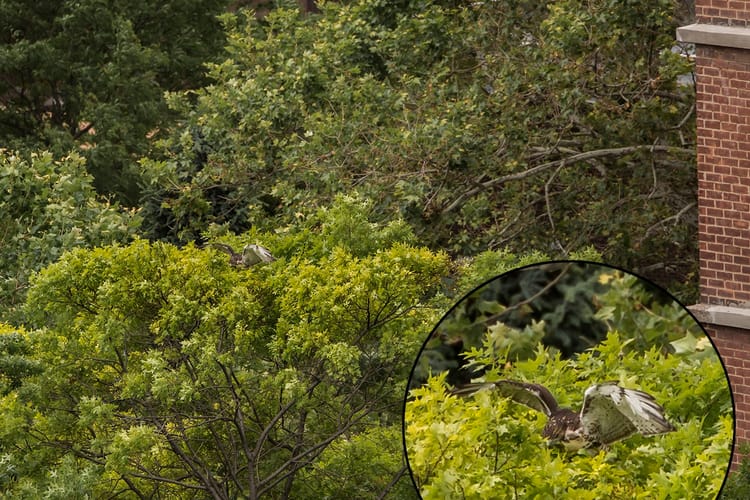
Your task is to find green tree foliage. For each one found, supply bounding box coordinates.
[412,263,708,389]
[406,329,732,499]
[720,444,750,499]
[0,0,229,200]
[0,150,138,321]
[436,262,612,360]
[1,197,470,498]
[138,0,696,297]
[0,324,41,396]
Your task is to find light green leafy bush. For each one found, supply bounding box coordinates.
[1,198,457,498]
[406,329,732,499]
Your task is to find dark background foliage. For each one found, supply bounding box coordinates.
[0,0,229,202]
[410,261,702,389]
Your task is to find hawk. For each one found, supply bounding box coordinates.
[207,243,276,267]
[453,380,675,450]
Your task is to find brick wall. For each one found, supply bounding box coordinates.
[696,45,750,306]
[697,1,750,26]
[706,326,750,469]
[687,1,750,472]
[696,42,750,461]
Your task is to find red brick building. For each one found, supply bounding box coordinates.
[678,5,750,469]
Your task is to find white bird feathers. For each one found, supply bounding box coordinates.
[578,382,675,447]
[207,243,276,268]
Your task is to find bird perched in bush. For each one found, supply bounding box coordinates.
[207,243,276,267]
[453,379,674,450]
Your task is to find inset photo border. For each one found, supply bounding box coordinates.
[403,261,734,499]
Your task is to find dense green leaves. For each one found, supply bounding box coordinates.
[1,201,458,497]
[406,264,731,497]
[722,444,750,499]
[0,150,137,321]
[0,325,41,396]
[0,0,715,496]
[138,0,696,298]
[0,0,229,199]
[406,330,731,499]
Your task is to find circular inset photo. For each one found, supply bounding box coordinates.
[403,261,734,499]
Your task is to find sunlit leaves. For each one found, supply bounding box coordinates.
[3,198,458,497]
[406,328,732,498]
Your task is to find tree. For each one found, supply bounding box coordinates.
[721,444,750,500]
[138,0,697,299]
[1,196,468,498]
[0,0,229,201]
[0,150,138,322]
[0,324,41,397]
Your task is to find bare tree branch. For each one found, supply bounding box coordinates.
[544,161,567,254]
[638,202,697,244]
[442,145,694,213]
[256,403,375,496]
[377,463,409,500]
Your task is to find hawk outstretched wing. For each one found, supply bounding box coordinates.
[492,380,560,417]
[242,244,276,265]
[206,242,236,256]
[453,380,559,416]
[206,243,243,266]
[580,382,675,445]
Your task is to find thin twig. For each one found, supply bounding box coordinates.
[442,144,693,213]
[544,160,567,255]
[639,202,696,243]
